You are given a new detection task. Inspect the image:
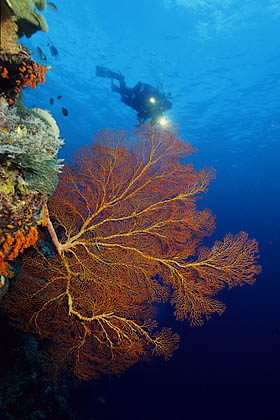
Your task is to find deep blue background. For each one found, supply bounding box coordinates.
[22,1,280,419]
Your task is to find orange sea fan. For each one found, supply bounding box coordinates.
[1,124,261,381]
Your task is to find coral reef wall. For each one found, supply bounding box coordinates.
[0,1,63,292]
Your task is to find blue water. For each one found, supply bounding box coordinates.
[22,1,280,419]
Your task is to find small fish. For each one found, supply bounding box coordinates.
[47,2,58,11]
[37,46,47,60]
[50,45,59,57]
[57,95,62,99]
[62,107,68,116]
[49,97,54,105]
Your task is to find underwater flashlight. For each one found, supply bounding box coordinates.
[149,97,156,104]
[158,116,168,126]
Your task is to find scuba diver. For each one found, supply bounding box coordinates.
[96,65,172,124]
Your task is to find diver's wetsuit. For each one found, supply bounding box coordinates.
[96,65,172,122]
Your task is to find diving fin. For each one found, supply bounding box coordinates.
[96,65,124,81]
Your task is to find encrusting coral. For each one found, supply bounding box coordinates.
[0,1,22,55]
[0,158,49,277]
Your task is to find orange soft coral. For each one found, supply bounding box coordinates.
[0,225,39,276]
[0,251,11,278]
[19,60,48,89]
[0,55,49,104]
[0,67,9,79]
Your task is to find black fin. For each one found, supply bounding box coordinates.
[96,65,124,81]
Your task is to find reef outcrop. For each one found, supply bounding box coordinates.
[1,0,48,40]
[0,0,62,294]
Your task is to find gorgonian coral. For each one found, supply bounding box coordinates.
[1,125,261,381]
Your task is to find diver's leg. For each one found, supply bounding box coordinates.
[111,79,130,96]
[96,65,125,82]
[96,66,114,78]
[114,72,125,82]
[111,79,121,93]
